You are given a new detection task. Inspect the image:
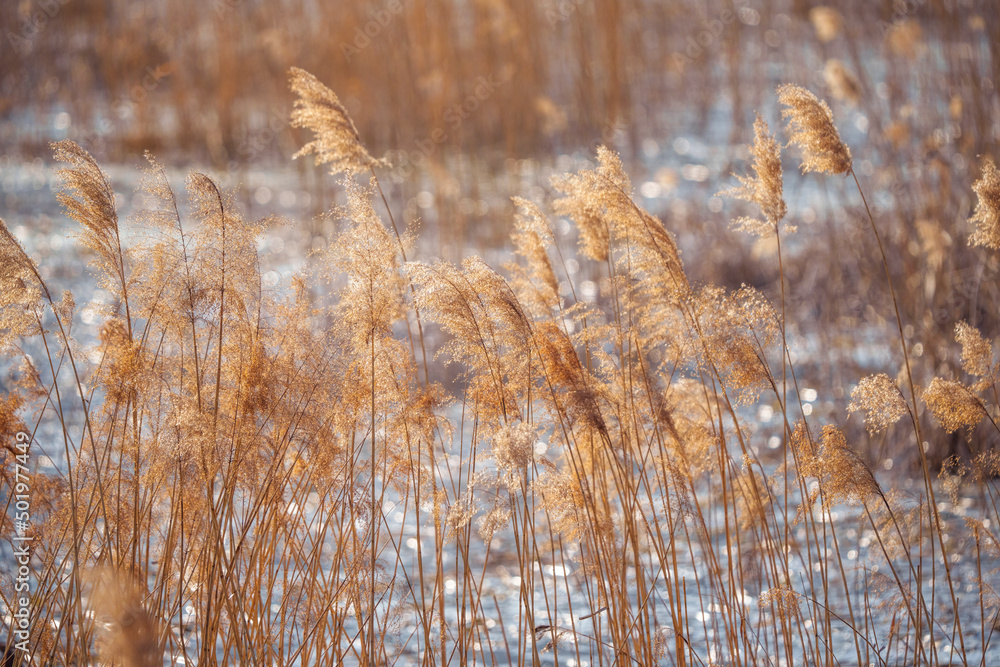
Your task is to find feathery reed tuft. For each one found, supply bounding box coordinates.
[690,285,778,404]
[848,373,908,434]
[955,320,996,387]
[922,377,987,433]
[491,421,536,487]
[506,197,560,314]
[759,587,800,620]
[52,140,131,306]
[777,84,852,175]
[550,148,623,261]
[289,66,386,175]
[796,424,881,509]
[720,114,789,236]
[823,60,861,105]
[968,158,1000,250]
[808,7,843,43]
[0,220,46,349]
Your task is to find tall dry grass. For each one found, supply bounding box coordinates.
[4,2,996,421]
[2,64,1000,666]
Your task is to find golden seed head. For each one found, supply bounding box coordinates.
[289,66,386,175]
[777,84,852,175]
[819,425,882,507]
[0,220,46,349]
[720,114,788,237]
[885,20,924,61]
[955,321,995,384]
[968,158,1000,251]
[759,587,800,619]
[52,140,130,300]
[848,373,908,434]
[492,421,536,484]
[923,377,987,433]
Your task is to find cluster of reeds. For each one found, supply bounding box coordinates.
[2,67,1000,666]
[4,2,996,413]
[4,1,995,167]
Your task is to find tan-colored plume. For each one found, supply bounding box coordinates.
[720,113,788,237]
[289,66,386,175]
[923,377,987,433]
[968,158,1000,250]
[52,140,131,306]
[955,321,995,388]
[848,373,908,434]
[88,568,163,667]
[759,587,800,620]
[795,424,881,509]
[777,84,852,175]
[506,197,560,314]
[0,220,46,349]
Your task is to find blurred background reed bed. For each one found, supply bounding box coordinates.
[2,0,1000,665]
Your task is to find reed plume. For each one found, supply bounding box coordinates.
[491,420,537,489]
[795,424,881,510]
[408,257,527,423]
[720,113,789,236]
[848,373,909,434]
[96,317,144,406]
[554,146,687,298]
[534,320,607,438]
[968,158,1000,250]
[823,60,861,105]
[52,140,132,314]
[688,286,778,404]
[289,66,386,175]
[550,150,616,262]
[759,587,800,620]
[329,178,408,342]
[506,197,560,315]
[777,84,852,175]
[0,220,46,349]
[0,393,25,449]
[654,379,718,479]
[922,378,987,433]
